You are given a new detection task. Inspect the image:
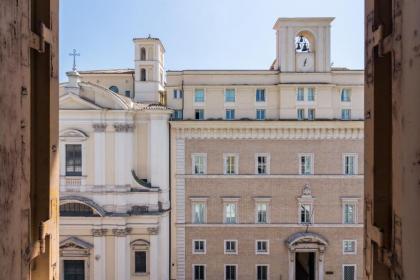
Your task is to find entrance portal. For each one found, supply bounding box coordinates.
[295,252,315,280]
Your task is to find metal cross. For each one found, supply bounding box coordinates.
[69,49,80,71]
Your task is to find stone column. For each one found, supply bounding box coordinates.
[148,227,159,280]
[318,247,325,280]
[113,228,132,280]
[93,124,107,186]
[113,123,134,187]
[92,229,107,280]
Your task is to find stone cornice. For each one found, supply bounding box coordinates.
[92,229,108,237]
[112,227,132,237]
[171,121,364,140]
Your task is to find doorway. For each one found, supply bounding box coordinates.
[295,252,315,280]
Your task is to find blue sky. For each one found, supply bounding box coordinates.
[60,0,364,81]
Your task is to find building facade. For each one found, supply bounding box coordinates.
[59,17,364,280]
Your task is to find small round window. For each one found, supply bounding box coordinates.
[109,85,119,93]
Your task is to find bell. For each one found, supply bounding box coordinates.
[299,36,304,43]
[296,43,301,51]
[302,42,308,52]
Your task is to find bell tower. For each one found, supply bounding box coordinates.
[133,36,166,103]
[273,17,334,73]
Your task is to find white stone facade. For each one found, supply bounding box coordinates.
[59,17,364,280]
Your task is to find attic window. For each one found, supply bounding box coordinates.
[109,85,119,93]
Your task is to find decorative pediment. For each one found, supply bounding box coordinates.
[286,232,328,247]
[60,237,93,250]
[59,129,89,142]
[59,92,102,110]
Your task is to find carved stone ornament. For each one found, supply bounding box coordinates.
[92,229,108,237]
[302,184,312,196]
[93,123,107,132]
[113,123,135,132]
[147,227,159,235]
[112,227,133,237]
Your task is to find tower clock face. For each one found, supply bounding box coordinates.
[296,53,315,72]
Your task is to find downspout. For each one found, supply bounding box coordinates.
[168,121,172,279]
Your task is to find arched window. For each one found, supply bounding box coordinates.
[140,47,146,61]
[109,85,119,93]
[140,68,146,81]
[60,202,100,217]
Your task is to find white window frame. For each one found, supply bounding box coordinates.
[191,198,208,224]
[224,264,238,280]
[192,239,207,255]
[296,87,305,101]
[307,87,315,101]
[255,153,270,175]
[225,109,235,120]
[192,264,206,280]
[342,240,357,255]
[223,197,239,224]
[342,153,358,175]
[298,153,314,175]
[341,88,351,102]
[224,88,236,105]
[307,108,316,120]
[254,198,271,224]
[255,88,267,103]
[341,198,359,224]
[298,202,313,224]
[256,109,266,120]
[341,108,351,120]
[192,153,207,175]
[256,264,270,280]
[297,108,305,120]
[194,88,205,105]
[224,240,238,255]
[255,240,270,255]
[223,153,239,175]
[342,264,357,280]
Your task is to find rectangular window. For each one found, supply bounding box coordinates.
[65,144,82,176]
[299,154,313,175]
[193,240,206,254]
[225,88,236,102]
[63,260,85,280]
[343,240,356,254]
[256,89,266,102]
[341,109,351,120]
[256,109,266,120]
[343,203,356,224]
[224,203,237,224]
[297,87,304,101]
[343,265,356,280]
[192,202,206,224]
[125,90,131,98]
[225,109,235,120]
[134,251,147,273]
[307,88,315,101]
[224,154,237,175]
[192,154,206,175]
[307,108,315,120]
[224,240,237,254]
[193,265,205,280]
[225,265,237,280]
[172,110,183,120]
[195,109,204,120]
[173,89,183,99]
[300,204,312,224]
[343,154,357,175]
[194,89,205,102]
[256,240,269,254]
[256,203,268,223]
[256,155,268,174]
[341,88,351,102]
[297,108,305,120]
[257,265,268,280]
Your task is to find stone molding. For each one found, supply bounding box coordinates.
[93,123,107,132]
[92,229,108,237]
[113,123,135,132]
[173,125,363,140]
[147,227,159,235]
[112,227,132,237]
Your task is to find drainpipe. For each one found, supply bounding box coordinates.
[168,121,172,279]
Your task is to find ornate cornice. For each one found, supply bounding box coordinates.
[172,121,364,140]
[113,123,135,132]
[147,227,159,235]
[93,123,107,132]
[112,227,132,237]
[92,229,108,237]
